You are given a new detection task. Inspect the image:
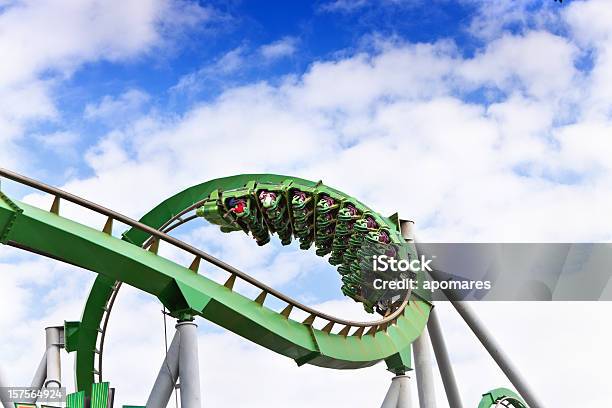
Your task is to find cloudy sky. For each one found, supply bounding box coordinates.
[1,0,611,407]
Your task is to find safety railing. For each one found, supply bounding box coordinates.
[0,167,410,333]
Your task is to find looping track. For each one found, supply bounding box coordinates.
[0,168,431,396]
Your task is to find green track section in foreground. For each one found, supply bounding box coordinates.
[0,186,431,395]
[478,388,528,408]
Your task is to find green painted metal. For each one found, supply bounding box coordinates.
[71,175,429,393]
[63,321,81,353]
[0,175,430,397]
[65,390,85,408]
[73,274,115,391]
[0,191,22,244]
[0,174,531,408]
[478,387,529,408]
[91,382,110,408]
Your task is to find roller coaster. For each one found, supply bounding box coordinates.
[0,168,542,408]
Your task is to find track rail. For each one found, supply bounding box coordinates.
[0,167,409,330]
[0,168,433,398]
[95,212,225,381]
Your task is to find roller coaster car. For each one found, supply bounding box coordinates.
[256,182,293,246]
[289,187,315,250]
[222,187,270,246]
[314,191,343,257]
[195,190,243,233]
[195,179,414,316]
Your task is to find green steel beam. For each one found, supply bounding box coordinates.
[66,390,85,408]
[0,176,430,396]
[477,387,529,408]
[1,174,534,408]
[0,197,429,374]
[73,174,427,392]
[91,382,110,408]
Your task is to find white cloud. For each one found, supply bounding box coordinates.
[458,31,578,99]
[85,89,150,124]
[35,131,79,153]
[0,249,94,389]
[319,0,423,13]
[68,25,611,242]
[0,81,57,169]
[171,46,247,94]
[259,37,297,60]
[320,0,371,13]
[173,37,298,95]
[7,30,598,254]
[212,46,248,75]
[564,0,612,46]
[464,0,561,41]
[0,0,214,87]
[564,0,612,120]
[0,0,216,172]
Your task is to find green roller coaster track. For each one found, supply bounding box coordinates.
[0,169,529,408]
[0,171,429,395]
[478,388,528,408]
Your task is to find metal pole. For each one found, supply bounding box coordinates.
[381,375,413,408]
[0,368,12,408]
[412,328,437,408]
[395,375,413,408]
[400,220,434,408]
[380,376,401,408]
[30,350,48,390]
[427,307,464,408]
[44,327,62,388]
[420,257,546,408]
[177,320,201,408]
[451,301,545,408]
[146,330,180,408]
[20,350,49,404]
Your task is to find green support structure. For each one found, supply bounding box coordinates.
[65,391,85,408]
[0,173,429,398]
[478,387,528,408]
[0,170,532,407]
[91,382,110,408]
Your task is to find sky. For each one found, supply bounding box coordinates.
[0,0,612,407]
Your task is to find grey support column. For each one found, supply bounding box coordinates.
[395,375,413,408]
[177,320,201,408]
[427,308,464,408]
[419,243,547,408]
[381,376,400,408]
[394,220,428,408]
[146,330,180,408]
[21,350,49,404]
[451,301,545,408]
[44,327,62,388]
[30,350,48,390]
[412,329,437,408]
[381,375,413,408]
[400,219,434,408]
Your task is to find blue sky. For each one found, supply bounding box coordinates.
[11,0,565,183]
[62,0,475,101]
[1,0,612,407]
